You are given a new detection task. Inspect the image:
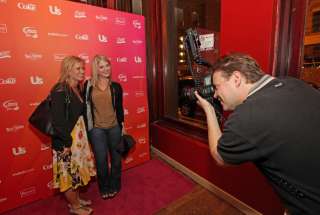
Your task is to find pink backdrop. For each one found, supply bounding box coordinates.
[0,0,149,213]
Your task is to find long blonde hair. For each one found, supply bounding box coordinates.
[58,56,85,84]
[91,55,111,87]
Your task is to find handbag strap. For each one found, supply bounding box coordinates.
[64,84,71,120]
[48,83,71,121]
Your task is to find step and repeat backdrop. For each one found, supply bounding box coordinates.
[0,0,149,213]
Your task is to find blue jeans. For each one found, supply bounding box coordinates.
[89,125,122,194]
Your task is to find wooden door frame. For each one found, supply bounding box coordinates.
[274,0,307,77]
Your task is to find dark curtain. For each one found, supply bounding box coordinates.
[116,0,132,12]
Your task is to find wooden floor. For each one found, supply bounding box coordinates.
[154,185,244,215]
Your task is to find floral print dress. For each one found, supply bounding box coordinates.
[53,116,96,192]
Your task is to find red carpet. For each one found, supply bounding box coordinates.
[3,158,195,215]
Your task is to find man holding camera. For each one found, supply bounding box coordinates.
[195,53,320,215]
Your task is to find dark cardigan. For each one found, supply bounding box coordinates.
[50,83,84,151]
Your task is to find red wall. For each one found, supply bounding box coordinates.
[220,0,278,73]
[152,0,284,214]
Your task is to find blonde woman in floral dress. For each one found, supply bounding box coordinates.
[51,56,96,215]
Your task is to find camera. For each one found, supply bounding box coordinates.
[183,28,216,104]
[181,74,214,102]
[180,28,222,120]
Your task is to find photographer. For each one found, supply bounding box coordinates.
[195,53,320,215]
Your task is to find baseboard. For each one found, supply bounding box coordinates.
[151,146,262,215]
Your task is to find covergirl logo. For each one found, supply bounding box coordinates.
[116,37,126,44]
[25,52,42,60]
[124,156,133,164]
[132,20,142,29]
[98,34,108,43]
[48,32,69,37]
[132,75,145,79]
[139,152,148,158]
[118,74,127,82]
[12,168,34,176]
[20,187,36,198]
[6,125,24,133]
[116,57,127,63]
[0,51,11,59]
[22,27,38,38]
[138,137,146,144]
[124,108,129,115]
[74,10,86,19]
[0,24,7,33]
[75,34,89,41]
[3,99,19,111]
[124,125,133,130]
[0,198,7,203]
[115,17,126,25]
[29,102,40,106]
[137,123,146,129]
[42,164,52,171]
[54,53,67,61]
[48,5,62,15]
[132,40,143,44]
[41,143,50,151]
[136,106,146,114]
[79,53,89,63]
[47,180,54,189]
[17,2,36,11]
[96,15,108,22]
[12,146,26,156]
[0,78,16,85]
[135,91,144,97]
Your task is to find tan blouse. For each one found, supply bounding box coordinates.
[92,85,117,129]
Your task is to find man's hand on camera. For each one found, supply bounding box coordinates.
[195,91,223,165]
[195,91,215,115]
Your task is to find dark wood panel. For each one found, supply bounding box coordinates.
[144,0,164,122]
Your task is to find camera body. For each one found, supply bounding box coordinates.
[183,28,216,103]
[181,28,223,121]
[181,74,214,102]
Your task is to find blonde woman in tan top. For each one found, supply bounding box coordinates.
[84,55,125,199]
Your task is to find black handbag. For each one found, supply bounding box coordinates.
[117,134,136,158]
[29,86,70,136]
[29,95,54,136]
